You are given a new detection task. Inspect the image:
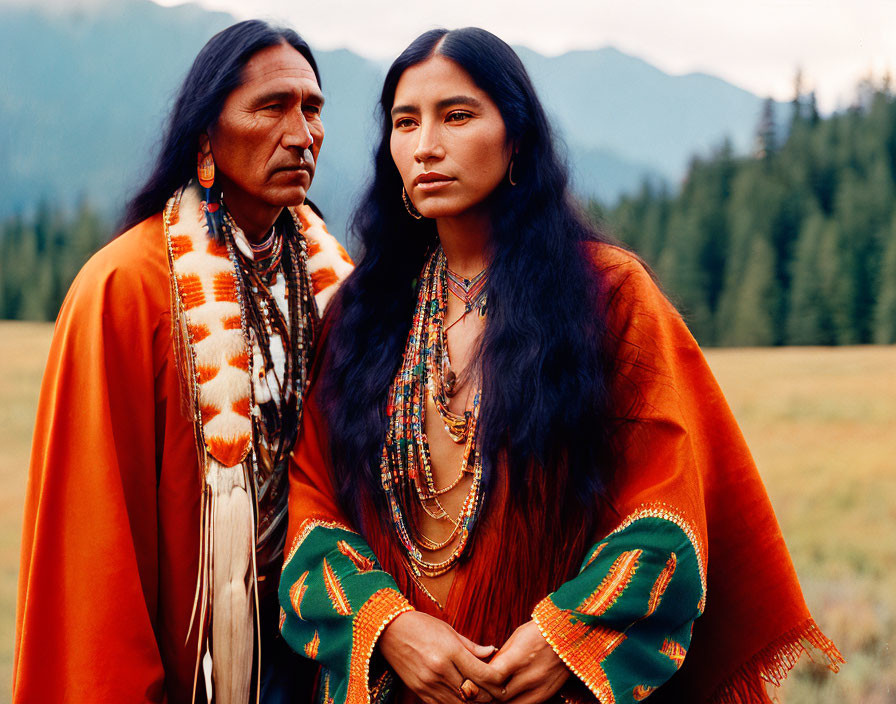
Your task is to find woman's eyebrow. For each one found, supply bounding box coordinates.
[391,95,483,118]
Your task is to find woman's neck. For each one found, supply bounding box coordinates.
[435,210,491,277]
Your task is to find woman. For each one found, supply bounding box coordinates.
[278,28,841,704]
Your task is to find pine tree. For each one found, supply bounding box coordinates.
[722,235,780,346]
[787,212,835,344]
[656,208,714,342]
[873,214,896,343]
[755,97,778,159]
[790,68,805,128]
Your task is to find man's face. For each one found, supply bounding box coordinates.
[208,42,324,213]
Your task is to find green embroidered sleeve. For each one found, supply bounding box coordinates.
[532,505,706,703]
[279,519,413,704]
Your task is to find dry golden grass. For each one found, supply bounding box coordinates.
[706,347,896,703]
[0,322,52,701]
[0,323,893,702]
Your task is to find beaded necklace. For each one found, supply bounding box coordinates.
[381,247,485,577]
[223,211,319,489]
[246,225,284,282]
[442,266,488,396]
[445,266,488,314]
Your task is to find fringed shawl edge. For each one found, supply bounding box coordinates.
[709,617,844,703]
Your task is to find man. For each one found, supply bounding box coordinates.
[14,20,352,703]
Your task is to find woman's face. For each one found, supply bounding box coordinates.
[390,55,512,220]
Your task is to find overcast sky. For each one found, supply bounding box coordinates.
[13,0,896,111]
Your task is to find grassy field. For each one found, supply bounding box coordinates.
[0,321,893,702]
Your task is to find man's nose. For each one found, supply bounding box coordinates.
[282,109,314,150]
[413,122,445,162]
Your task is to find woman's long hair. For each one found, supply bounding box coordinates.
[118,20,320,233]
[320,28,622,557]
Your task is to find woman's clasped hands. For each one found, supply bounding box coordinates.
[379,612,571,704]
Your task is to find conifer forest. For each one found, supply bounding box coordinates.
[596,82,896,346]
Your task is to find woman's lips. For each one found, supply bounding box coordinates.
[415,172,455,191]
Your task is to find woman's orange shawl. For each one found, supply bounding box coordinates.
[280,244,842,703]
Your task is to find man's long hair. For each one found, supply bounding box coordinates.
[118,20,320,233]
[319,28,624,559]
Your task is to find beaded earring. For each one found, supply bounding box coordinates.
[198,134,216,189]
[198,134,221,236]
[402,187,423,220]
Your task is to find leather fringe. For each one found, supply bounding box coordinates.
[709,618,845,703]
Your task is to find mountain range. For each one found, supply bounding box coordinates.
[0,0,782,239]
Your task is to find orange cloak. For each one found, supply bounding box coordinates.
[14,215,204,702]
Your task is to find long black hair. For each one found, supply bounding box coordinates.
[320,27,622,546]
[119,20,320,233]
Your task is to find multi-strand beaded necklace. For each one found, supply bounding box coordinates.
[222,211,319,583]
[380,247,486,577]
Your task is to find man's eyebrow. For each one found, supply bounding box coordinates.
[250,90,292,107]
[435,95,482,111]
[250,89,325,107]
[391,95,482,118]
[391,104,419,118]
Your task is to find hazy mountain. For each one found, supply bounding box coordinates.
[514,46,770,183]
[0,0,780,240]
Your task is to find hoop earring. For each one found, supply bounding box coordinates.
[508,159,518,187]
[402,187,423,220]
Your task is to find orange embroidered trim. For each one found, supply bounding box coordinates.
[320,671,335,704]
[289,570,310,620]
[304,630,320,659]
[278,607,286,631]
[660,638,687,669]
[323,558,352,616]
[337,540,377,573]
[646,553,677,617]
[344,589,413,704]
[532,597,623,703]
[283,518,354,568]
[611,503,707,612]
[579,549,642,616]
[632,684,655,700]
[583,542,608,570]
